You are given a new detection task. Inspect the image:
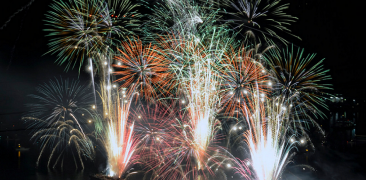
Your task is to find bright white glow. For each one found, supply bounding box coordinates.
[117,62,121,65]
[138,116,141,119]
[275,103,279,106]
[181,100,185,104]
[290,104,293,107]
[92,105,95,109]
[261,93,265,97]
[124,100,128,103]
[301,139,305,144]
[109,68,112,72]
[233,126,237,131]
[282,107,286,110]
[107,85,111,90]
[230,91,234,94]
[104,61,108,65]
[244,90,248,94]
[227,164,231,168]
[268,81,272,86]
[113,84,116,88]
[261,98,264,102]
[195,37,200,43]
[88,120,91,123]
[239,126,242,130]
[156,137,160,140]
[122,91,126,94]
[88,66,92,70]
[290,138,294,142]
[262,70,265,73]
[123,95,126,98]
[246,161,251,166]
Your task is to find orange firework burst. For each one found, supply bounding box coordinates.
[218,46,269,117]
[113,37,171,101]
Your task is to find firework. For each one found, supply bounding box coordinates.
[113,37,170,101]
[143,0,227,42]
[24,117,94,169]
[264,45,333,119]
[238,93,298,180]
[44,0,140,71]
[24,78,94,168]
[218,45,269,117]
[157,42,224,179]
[91,80,139,178]
[220,0,300,44]
[26,78,93,127]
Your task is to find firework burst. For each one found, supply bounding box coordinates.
[264,45,332,119]
[45,0,141,71]
[113,37,171,101]
[220,0,300,44]
[218,45,269,117]
[24,78,94,168]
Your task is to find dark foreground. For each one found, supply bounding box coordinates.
[1,137,366,180]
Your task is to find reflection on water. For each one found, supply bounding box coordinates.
[35,168,87,180]
[0,147,97,180]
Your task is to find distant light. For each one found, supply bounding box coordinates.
[230,91,234,94]
[261,93,265,97]
[268,81,272,86]
[227,164,231,168]
[88,66,92,70]
[105,113,108,115]
[262,70,265,73]
[238,126,242,130]
[92,105,95,109]
[275,103,279,106]
[122,90,126,94]
[113,84,117,88]
[109,68,112,72]
[156,137,160,140]
[138,115,141,119]
[244,90,248,94]
[282,107,286,110]
[290,138,294,142]
[107,85,111,90]
[181,100,185,104]
[261,98,264,102]
[117,62,121,65]
[123,95,126,98]
[246,161,250,166]
[233,126,237,131]
[124,100,128,103]
[88,120,91,123]
[301,139,305,144]
[290,104,293,107]
[104,61,108,65]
